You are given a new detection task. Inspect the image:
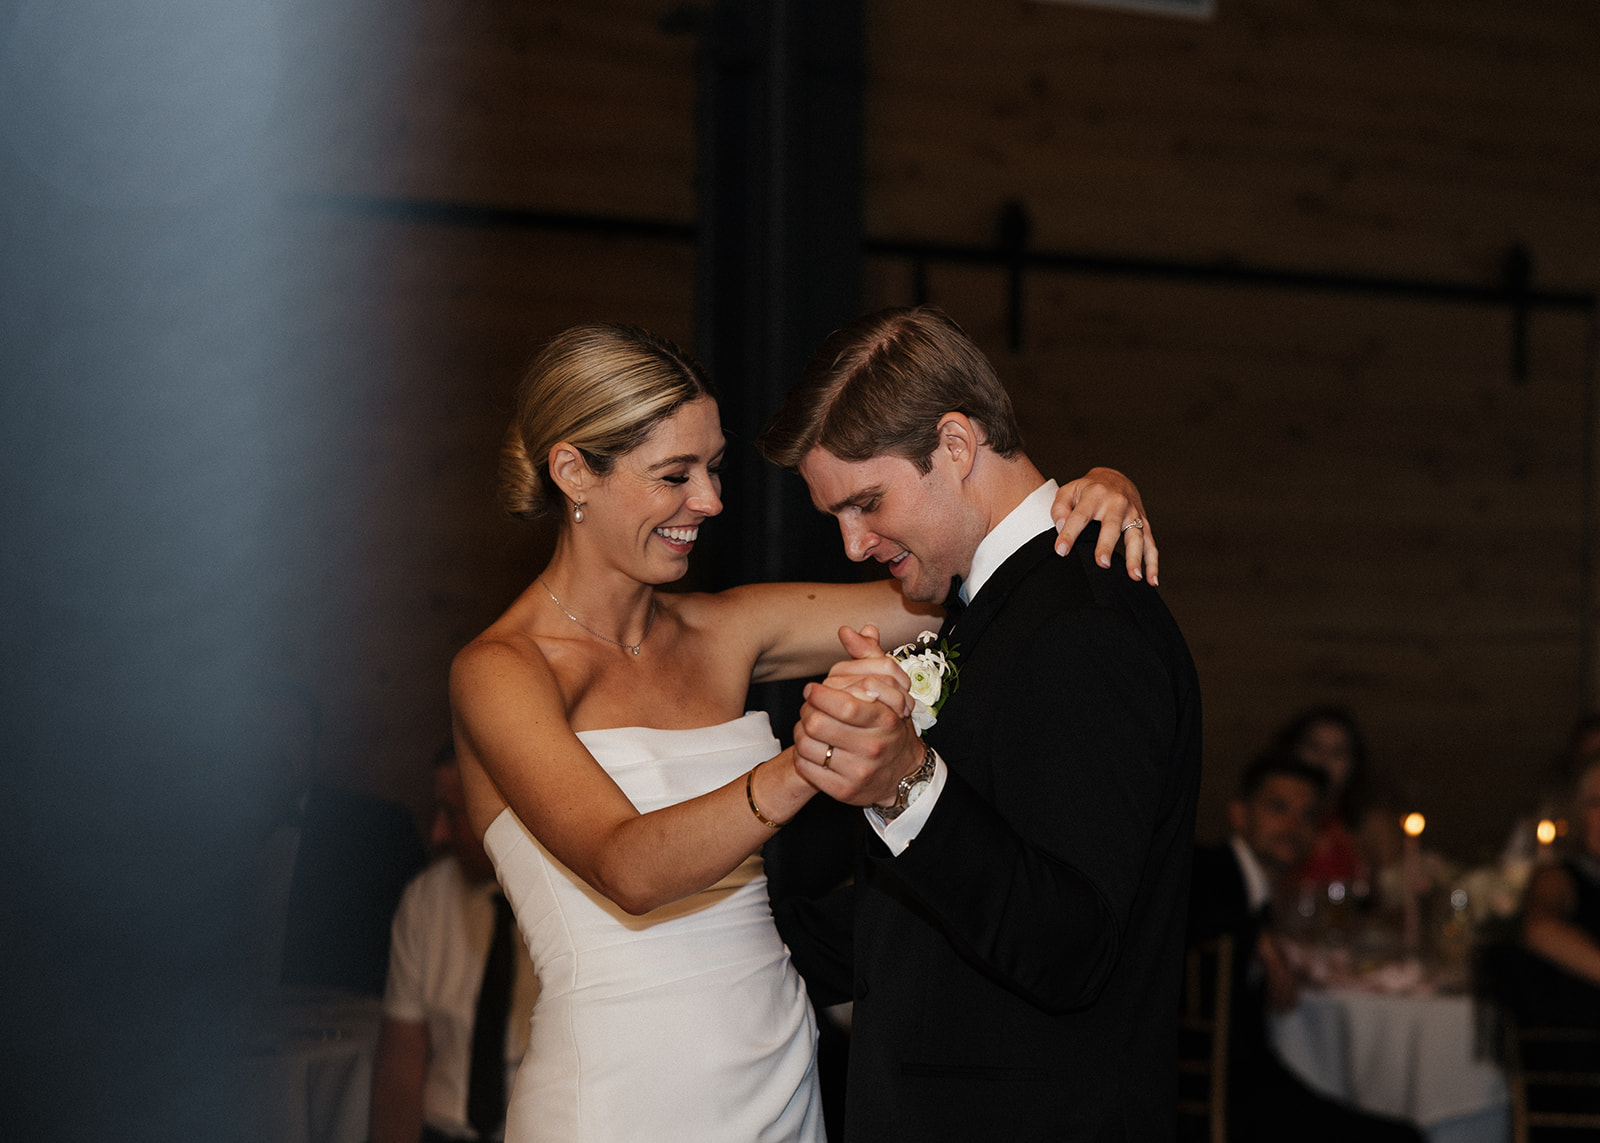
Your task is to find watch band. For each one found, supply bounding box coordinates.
[875,742,937,825]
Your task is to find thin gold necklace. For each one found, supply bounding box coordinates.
[536,576,655,656]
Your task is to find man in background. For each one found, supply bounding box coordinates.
[369,745,538,1143]
[1187,751,1422,1143]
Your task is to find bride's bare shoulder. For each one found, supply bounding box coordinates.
[451,621,556,697]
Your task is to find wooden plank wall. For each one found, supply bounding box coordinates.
[862,0,1599,853]
[283,0,1599,857]
[273,0,699,815]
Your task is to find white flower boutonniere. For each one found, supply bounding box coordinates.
[889,630,960,735]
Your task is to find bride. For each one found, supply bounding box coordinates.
[450,322,1155,1141]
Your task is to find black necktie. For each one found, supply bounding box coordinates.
[468,893,515,1139]
[938,575,966,642]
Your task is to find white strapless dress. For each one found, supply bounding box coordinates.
[483,712,825,1143]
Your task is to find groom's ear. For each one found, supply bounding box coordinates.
[935,413,979,480]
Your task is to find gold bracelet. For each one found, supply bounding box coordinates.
[745,766,783,829]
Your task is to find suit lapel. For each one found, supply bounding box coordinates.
[928,529,1065,776]
[941,528,1060,659]
[934,576,965,645]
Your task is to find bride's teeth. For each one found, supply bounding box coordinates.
[656,526,698,542]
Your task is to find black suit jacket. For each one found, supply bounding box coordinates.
[780,524,1202,1142]
[1185,842,1277,1085]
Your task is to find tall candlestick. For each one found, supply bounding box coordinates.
[1402,812,1425,953]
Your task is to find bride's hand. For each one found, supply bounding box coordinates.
[810,625,913,718]
[793,679,921,807]
[791,625,923,806]
[1053,466,1158,585]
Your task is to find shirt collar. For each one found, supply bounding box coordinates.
[961,480,1057,604]
[1230,834,1275,914]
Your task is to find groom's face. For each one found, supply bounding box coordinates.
[797,444,973,603]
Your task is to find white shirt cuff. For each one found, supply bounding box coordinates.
[865,750,948,856]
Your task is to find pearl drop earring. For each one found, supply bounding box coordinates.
[573,502,585,523]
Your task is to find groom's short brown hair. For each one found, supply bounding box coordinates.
[756,306,1024,474]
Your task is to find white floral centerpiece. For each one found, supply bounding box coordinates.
[889,631,960,735]
[1455,857,1535,926]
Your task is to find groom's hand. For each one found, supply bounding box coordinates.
[793,626,925,807]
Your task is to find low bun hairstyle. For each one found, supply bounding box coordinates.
[500,324,717,520]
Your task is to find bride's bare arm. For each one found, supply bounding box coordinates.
[450,635,816,915]
[725,466,1157,683]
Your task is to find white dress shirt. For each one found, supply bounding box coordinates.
[1230,834,1275,915]
[383,857,539,1139]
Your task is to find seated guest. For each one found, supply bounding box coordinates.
[1515,756,1600,1027]
[370,745,539,1143]
[1266,706,1373,887]
[1188,751,1423,1143]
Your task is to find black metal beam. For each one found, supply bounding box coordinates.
[298,191,1593,314]
[864,233,1594,312]
[285,191,696,243]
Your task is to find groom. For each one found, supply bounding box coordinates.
[757,306,1202,1142]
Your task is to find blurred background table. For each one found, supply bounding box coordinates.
[244,990,383,1143]
[1271,983,1509,1143]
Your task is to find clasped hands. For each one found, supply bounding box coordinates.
[793,625,927,809]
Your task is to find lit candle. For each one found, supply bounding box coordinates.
[1537,818,1557,864]
[1402,812,1425,953]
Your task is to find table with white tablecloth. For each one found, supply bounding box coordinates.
[244,991,383,1143]
[1271,987,1510,1143]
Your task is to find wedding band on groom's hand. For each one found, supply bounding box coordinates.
[1121,517,1144,533]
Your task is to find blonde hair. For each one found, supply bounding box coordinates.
[500,324,716,520]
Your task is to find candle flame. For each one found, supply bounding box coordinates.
[1403,812,1426,838]
[1537,819,1557,845]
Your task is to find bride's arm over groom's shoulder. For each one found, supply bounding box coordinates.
[1053,467,1158,584]
[698,467,1158,686]
[705,578,937,688]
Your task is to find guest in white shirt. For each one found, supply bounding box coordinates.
[370,746,538,1143]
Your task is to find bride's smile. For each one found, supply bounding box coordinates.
[581,396,726,576]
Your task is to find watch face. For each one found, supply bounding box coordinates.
[877,747,937,826]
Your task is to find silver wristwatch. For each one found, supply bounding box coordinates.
[874,742,938,825]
